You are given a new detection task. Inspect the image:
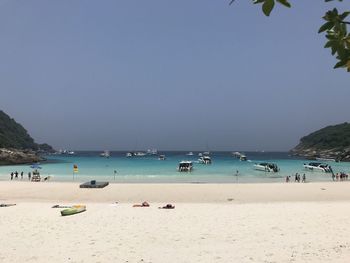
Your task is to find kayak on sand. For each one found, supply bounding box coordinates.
[61,205,86,216]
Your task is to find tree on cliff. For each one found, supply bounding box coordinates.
[230,0,350,72]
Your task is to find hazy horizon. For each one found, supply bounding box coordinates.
[1,1,349,151]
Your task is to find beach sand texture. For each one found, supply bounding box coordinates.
[1,182,350,262]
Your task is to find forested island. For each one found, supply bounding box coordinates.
[0,110,53,165]
[291,123,350,161]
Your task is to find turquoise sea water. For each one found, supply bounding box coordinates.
[0,152,349,183]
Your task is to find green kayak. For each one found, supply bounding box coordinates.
[61,205,86,216]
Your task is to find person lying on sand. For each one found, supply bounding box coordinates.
[51,205,72,208]
[0,204,16,207]
[158,204,175,209]
[133,201,150,207]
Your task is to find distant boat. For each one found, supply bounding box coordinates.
[198,156,212,164]
[232,152,242,158]
[240,155,247,161]
[158,154,166,160]
[186,152,194,156]
[178,161,193,172]
[303,162,332,173]
[147,149,158,155]
[100,151,110,158]
[58,149,75,155]
[254,163,279,172]
[126,151,147,157]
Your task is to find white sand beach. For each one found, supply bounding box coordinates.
[1,182,350,262]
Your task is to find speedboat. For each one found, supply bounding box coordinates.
[178,161,193,172]
[203,151,210,155]
[303,162,332,173]
[147,149,158,155]
[254,163,279,172]
[126,151,147,157]
[186,152,194,156]
[134,151,147,157]
[198,156,212,164]
[232,152,242,158]
[158,154,166,160]
[100,151,110,158]
[240,155,247,161]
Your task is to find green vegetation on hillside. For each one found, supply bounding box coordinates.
[0,110,53,151]
[299,122,350,150]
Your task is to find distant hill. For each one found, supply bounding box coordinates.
[0,110,53,152]
[291,123,350,161]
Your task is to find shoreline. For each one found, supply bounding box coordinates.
[1,181,350,203]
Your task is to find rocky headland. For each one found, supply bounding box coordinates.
[291,123,350,162]
[0,110,53,165]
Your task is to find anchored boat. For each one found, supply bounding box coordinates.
[254,163,279,172]
[303,162,332,173]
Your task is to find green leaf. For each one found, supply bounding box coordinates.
[318,21,334,33]
[262,0,275,16]
[276,0,291,8]
[334,60,347,69]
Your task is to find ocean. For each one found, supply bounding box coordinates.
[0,151,349,183]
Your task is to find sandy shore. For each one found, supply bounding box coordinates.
[1,182,350,262]
[1,181,350,203]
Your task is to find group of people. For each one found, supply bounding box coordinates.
[332,172,349,181]
[285,173,306,183]
[10,171,31,181]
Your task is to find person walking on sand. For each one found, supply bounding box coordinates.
[295,173,298,182]
[285,176,289,183]
[28,172,31,181]
[15,171,18,179]
[10,172,13,180]
[20,171,23,180]
[302,174,306,183]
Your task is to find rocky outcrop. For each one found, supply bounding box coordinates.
[291,146,350,161]
[0,148,42,165]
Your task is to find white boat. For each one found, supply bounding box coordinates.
[203,151,210,156]
[158,154,166,160]
[198,153,203,157]
[100,151,110,158]
[303,162,332,173]
[254,163,279,172]
[126,151,147,157]
[178,161,193,172]
[198,156,212,164]
[240,155,247,161]
[186,152,194,156]
[147,149,158,155]
[232,152,242,158]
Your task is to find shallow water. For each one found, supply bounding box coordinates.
[0,151,349,183]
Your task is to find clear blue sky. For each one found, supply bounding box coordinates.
[0,0,349,151]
